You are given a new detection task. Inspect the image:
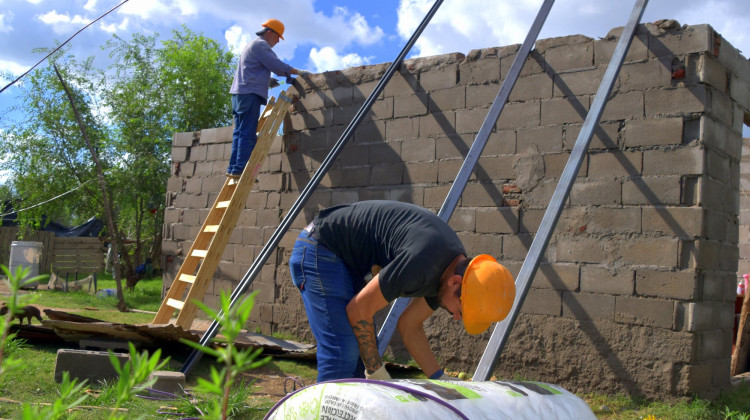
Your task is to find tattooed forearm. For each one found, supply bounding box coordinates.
[351,319,381,372]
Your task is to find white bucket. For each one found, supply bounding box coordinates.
[9,241,43,289]
[265,379,596,420]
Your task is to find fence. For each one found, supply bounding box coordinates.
[0,226,105,276]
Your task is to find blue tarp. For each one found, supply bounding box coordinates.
[1,213,103,237]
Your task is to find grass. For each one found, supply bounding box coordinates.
[3,272,750,419]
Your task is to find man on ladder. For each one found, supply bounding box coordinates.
[227,18,310,178]
[289,200,516,382]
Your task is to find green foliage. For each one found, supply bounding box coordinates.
[181,290,271,419]
[106,343,169,419]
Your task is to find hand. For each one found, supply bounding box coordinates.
[297,70,311,77]
[269,77,280,88]
[365,364,391,380]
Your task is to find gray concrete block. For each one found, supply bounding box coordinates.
[601,90,644,122]
[476,207,519,234]
[459,59,500,85]
[419,63,458,91]
[647,24,713,57]
[385,117,419,141]
[622,176,682,206]
[198,126,233,144]
[624,117,684,148]
[456,107,490,134]
[466,83,499,108]
[517,126,563,153]
[581,266,634,295]
[509,73,554,102]
[401,138,435,162]
[542,41,594,72]
[447,208,475,233]
[564,122,619,150]
[530,263,580,291]
[562,292,614,320]
[55,349,130,384]
[619,59,671,92]
[437,159,466,183]
[621,237,680,267]
[172,147,189,162]
[419,112,457,138]
[540,97,588,126]
[393,92,428,118]
[642,207,704,238]
[645,85,708,117]
[460,183,505,207]
[569,179,622,206]
[499,233,533,261]
[643,147,704,176]
[520,289,563,316]
[370,163,404,186]
[588,151,642,178]
[148,371,186,398]
[173,131,195,147]
[635,269,698,300]
[557,237,609,264]
[615,296,674,329]
[497,101,542,129]
[403,161,438,184]
[429,87,466,112]
[595,30,648,64]
[552,67,605,97]
[79,338,134,352]
[581,207,641,234]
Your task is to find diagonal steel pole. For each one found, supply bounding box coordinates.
[473,0,649,381]
[377,0,556,357]
[180,0,446,376]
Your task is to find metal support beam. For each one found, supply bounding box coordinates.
[473,0,649,381]
[377,0,556,357]
[180,0,445,376]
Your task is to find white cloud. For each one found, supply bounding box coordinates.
[38,10,93,34]
[83,0,97,12]
[25,0,43,4]
[333,7,384,46]
[309,46,373,72]
[0,58,27,76]
[225,24,251,56]
[118,0,197,20]
[0,11,12,33]
[38,10,70,25]
[100,17,129,34]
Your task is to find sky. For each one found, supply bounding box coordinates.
[0,0,748,132]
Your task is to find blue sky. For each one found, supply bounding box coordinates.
[0,0,748,135]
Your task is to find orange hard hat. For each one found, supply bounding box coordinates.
[461,254,515,335]
[262,19,285,40]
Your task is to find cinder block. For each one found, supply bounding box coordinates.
[635,269,698,300]
[173,131,196,147]
[199,126,233,144]
[643,147,704,176]
[517,126,563,153]
[419,112,457,138]
[383,71,420,97]
[475,155,515,180]
[594,29,648,64]
[466,84,498,108]
[368,142,403,164]
[476,207,519,234]
[460,183,504,207]
[615,296,674,329]
[370,163,404,185]
[647,24,713,57]
[429,87,466,112]
[172,147,189,162]
[332,105,358,125]
[55,349,130,384]
[520,289,562,316]
[540,97,588,126]
[562,292,614,320]
[404,161,438,184]
[435,134,470,159]
[401,138,435,162]
[420,63,458,91]
[385,117,419,141]
[601,90,644,121]
[564,122,619,150]
[584,207,641,234]
[622,176,682,206]
[509,73,553,102]
[437,159,466,183]
[530,263,580,291]
[148,371,186,398]
[447,208,475,233]
[542,41,594,72]
[393,92,428,118]
[456,108,490,134]
[588,151,642,178]
[569,179,622,206]
[459,58,500,85]
[581,266,634,295]
[552,67,605,97]
[497,101,542,129]
[642,207,704,238]
[621,237,679,267]
[624,117,684,148]
[644,85,708,117]
[618,59,672,92]
[500,234,533,261]
[557,237,609,264]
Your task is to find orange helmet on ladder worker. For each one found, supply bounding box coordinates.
[260,18,285,40]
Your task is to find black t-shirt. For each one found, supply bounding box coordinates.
[314,200,466,309]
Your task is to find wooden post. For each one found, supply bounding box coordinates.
[731,291,750,376]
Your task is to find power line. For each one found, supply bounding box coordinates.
[0,0,131,95]
[0,180,91,218]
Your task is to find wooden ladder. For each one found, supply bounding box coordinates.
[152,91,293,329]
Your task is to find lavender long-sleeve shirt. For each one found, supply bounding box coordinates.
[229,37,293,99]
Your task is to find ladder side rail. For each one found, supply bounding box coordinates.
[181,0,446,376]
[376,0,556,357]
[174,96,293,327]
[474,0,649,381]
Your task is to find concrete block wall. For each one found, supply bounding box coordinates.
[162,21,750,398]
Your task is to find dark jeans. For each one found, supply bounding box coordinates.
[289,229,367,381]
[227,93,264,175]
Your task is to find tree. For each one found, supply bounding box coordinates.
[0,26,235,291]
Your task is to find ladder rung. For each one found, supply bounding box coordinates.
[167,298,184,310]
[178,274,196,284]
[217,201,230,208]
[192,250,208,258]
[204,225,219,233]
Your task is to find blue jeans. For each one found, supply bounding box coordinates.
[227,93,264,175]
[289,230,367,382]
